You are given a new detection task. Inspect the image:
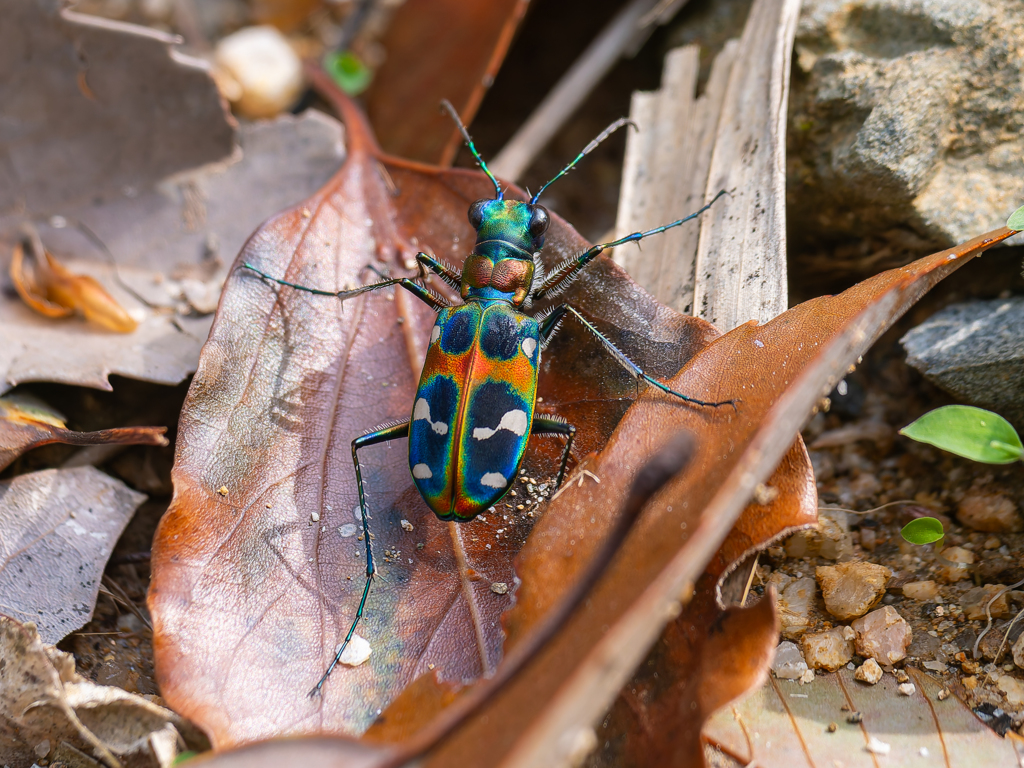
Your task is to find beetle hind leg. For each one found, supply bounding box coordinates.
[311,420,410,696]
[531,415,576,490]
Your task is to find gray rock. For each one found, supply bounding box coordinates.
[901,297,1024,428]
[789,0,1024,256]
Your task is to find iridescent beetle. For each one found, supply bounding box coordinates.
[243,102,733,692]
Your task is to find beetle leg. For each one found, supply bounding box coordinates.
[312,420,410,696]
[546,304,737,410]
[531,416,576,489]
[416,252,462,290]
[241,263,450,311]
[530,190,725,302]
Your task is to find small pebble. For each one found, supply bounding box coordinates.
[311,511,320,522]
[335,634,372,666]
[774,576,818,639]
[214,26,304,118]
[847,711,863,724]
[937,688,950,701]
[218,486,229,496]
[799,669,815,684]
[865,736,891,755]
[898,682,916,696]
[957,491,1022,533]
[902,580,939,601]
[854,658,883,685]
[936,546,975,583]
[963,584,1012,619]
[1012,633,1024,669]
[771,641,809,679]
[852,606,913,664]
[490,582,509,595]
[400,519,414,532]
[827,722,838,733]
[817,561,891,620]
[802,626,855,671]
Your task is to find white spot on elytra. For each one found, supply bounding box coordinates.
[473,409,528,440]
[431,325,441,344]
[480,472,507,488]
[521,337,537,357]
[412,463,433,479]
[336,634,372,666]
[413,398,449,435]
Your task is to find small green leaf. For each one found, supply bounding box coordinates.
[324,51,372,96]
[901,517,945,545]
[172,752,199,766]
[1008,205,1024,232]
[900,405,1023,464]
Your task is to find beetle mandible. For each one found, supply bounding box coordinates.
[243,101,733,693]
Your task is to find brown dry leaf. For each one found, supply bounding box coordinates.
[0,394,168,472]
[366,0,530,165]
[166,226,1014,767]
[413,227,1015,768]
[0,466,146,643]
[148,69,722,748]
[0,616,204,768]
[11,241,137,332]
[704,667,1024,766]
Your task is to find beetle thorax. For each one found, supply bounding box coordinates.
[460,253,535,306]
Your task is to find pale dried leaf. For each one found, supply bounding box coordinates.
[0,616,201,768]
[0,467,145,643]
[703,668,1024,766]
[0,113,346,393]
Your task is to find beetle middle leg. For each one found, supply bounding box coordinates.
[539,304,736,410]
[312,419,409,695]
[531,416,576,489]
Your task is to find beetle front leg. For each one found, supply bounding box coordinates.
[416,252,462,290]
[312,419,410,696]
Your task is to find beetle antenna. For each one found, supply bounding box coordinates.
[440,99,502,200]
[531,117,636,204]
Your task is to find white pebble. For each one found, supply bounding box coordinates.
[215,26,303,118]
[336,634,372,666]
[865,736,890,755]
[898,682,916,696]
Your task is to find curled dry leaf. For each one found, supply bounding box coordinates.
[149,71,720,748]
[0,466,147,643]
[413,227,1015,768]
[0,616,204,768]
[11,241,137,332]
[0,394,168,472]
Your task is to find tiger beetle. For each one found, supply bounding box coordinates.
[242,101,733,694]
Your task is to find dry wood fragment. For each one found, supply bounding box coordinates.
[613,0,800,331]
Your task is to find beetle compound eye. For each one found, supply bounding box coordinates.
[468,199,489,229]
[529,206,550,237]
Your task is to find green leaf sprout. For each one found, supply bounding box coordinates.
[1008,205,1024,232]
[900,516,945,546]
[900,405,1023,464]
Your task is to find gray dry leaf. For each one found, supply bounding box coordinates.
[0,111,345,393]
[0,616,200,768]
[0,0,234,214]
[0,466,145,644]
[0,0,346,393]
